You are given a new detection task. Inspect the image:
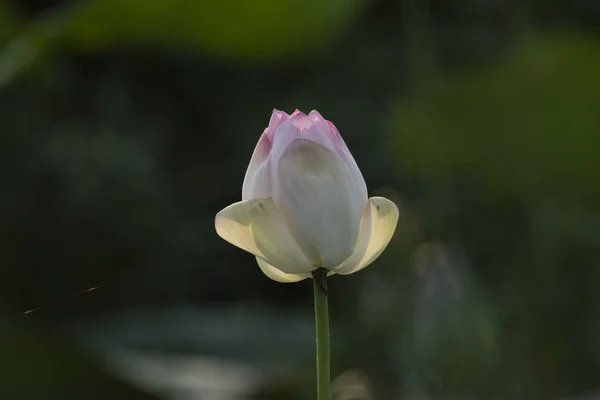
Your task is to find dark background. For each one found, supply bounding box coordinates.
[1,0,600,399]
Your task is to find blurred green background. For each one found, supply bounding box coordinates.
[1,0,600,399]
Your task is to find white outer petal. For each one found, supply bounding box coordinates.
[269,111,367,202]
[273,139,367,269]
[215,198,315,274]
[242,130,272,200]
[255,257,311,283]
[323,119,368,200]
[333,197,399,275]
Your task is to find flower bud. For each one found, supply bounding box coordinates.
[216,110,398,282]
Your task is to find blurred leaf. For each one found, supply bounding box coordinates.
[0,36,38,87]
[72,305,314,366]
[0,4,29,86]
[391,34,600,202]
[0,2,19,45]
[68,305,318,398]
[397,243,498,396]
[0,321,160,400]
[0,0,367,87]
[61,0,366,62]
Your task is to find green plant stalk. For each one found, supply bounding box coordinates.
[312,268,330,400]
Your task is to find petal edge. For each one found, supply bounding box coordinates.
[215,198,315,274]
[255,257,311,283]
[333,197,399,275]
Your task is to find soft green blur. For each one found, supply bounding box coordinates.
[1,0,599,399]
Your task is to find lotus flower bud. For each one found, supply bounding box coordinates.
[215,110,399,282]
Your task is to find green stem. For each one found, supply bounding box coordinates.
[312,268,330,400]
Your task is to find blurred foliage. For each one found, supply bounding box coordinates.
[393,33,600,202]
[0,3,18,44]
[1,0,600,399]
[63,0,366,61]
[0,322,160,400]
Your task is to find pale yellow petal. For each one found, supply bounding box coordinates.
[215,198,315,274]
[255,257,312,283]
[333,197,399,275]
